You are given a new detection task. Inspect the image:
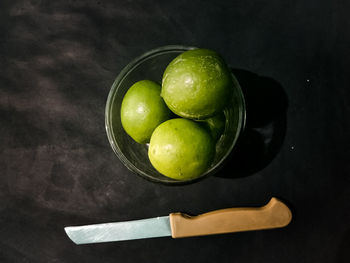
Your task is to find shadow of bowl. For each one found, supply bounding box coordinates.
[216,68,288,179]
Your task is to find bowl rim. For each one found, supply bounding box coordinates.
[105,45,246,185]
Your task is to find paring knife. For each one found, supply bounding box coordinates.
[65,197,292,244]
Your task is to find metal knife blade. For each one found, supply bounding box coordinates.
[65,216,171,244]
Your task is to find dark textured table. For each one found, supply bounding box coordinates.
[1,1,349,262]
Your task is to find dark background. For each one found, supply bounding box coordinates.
[1,0,349,262]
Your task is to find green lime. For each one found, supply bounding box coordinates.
[199,112,226,141]
[161,48,233,119]
[120,80,172,144]
[148,118,215,180]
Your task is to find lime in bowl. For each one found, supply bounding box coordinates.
[105,45,246,185]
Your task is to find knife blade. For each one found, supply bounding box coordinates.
[65,197,292,244]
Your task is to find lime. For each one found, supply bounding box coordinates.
[199,112,226,141]
[148,118,215,180]
[120,80,172,144]
[161,48,233,119]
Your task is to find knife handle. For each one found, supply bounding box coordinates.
[169,197,292,238]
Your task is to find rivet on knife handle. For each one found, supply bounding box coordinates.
[169,197,292,238]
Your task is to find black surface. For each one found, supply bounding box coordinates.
[1,0,349,262]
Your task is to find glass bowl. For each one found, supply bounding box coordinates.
[105,45,246,185]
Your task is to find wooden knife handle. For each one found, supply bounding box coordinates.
[169,197,292,238]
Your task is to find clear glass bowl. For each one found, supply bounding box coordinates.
[105,45,246,185]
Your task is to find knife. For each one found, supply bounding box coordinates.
[65,197,292,244]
